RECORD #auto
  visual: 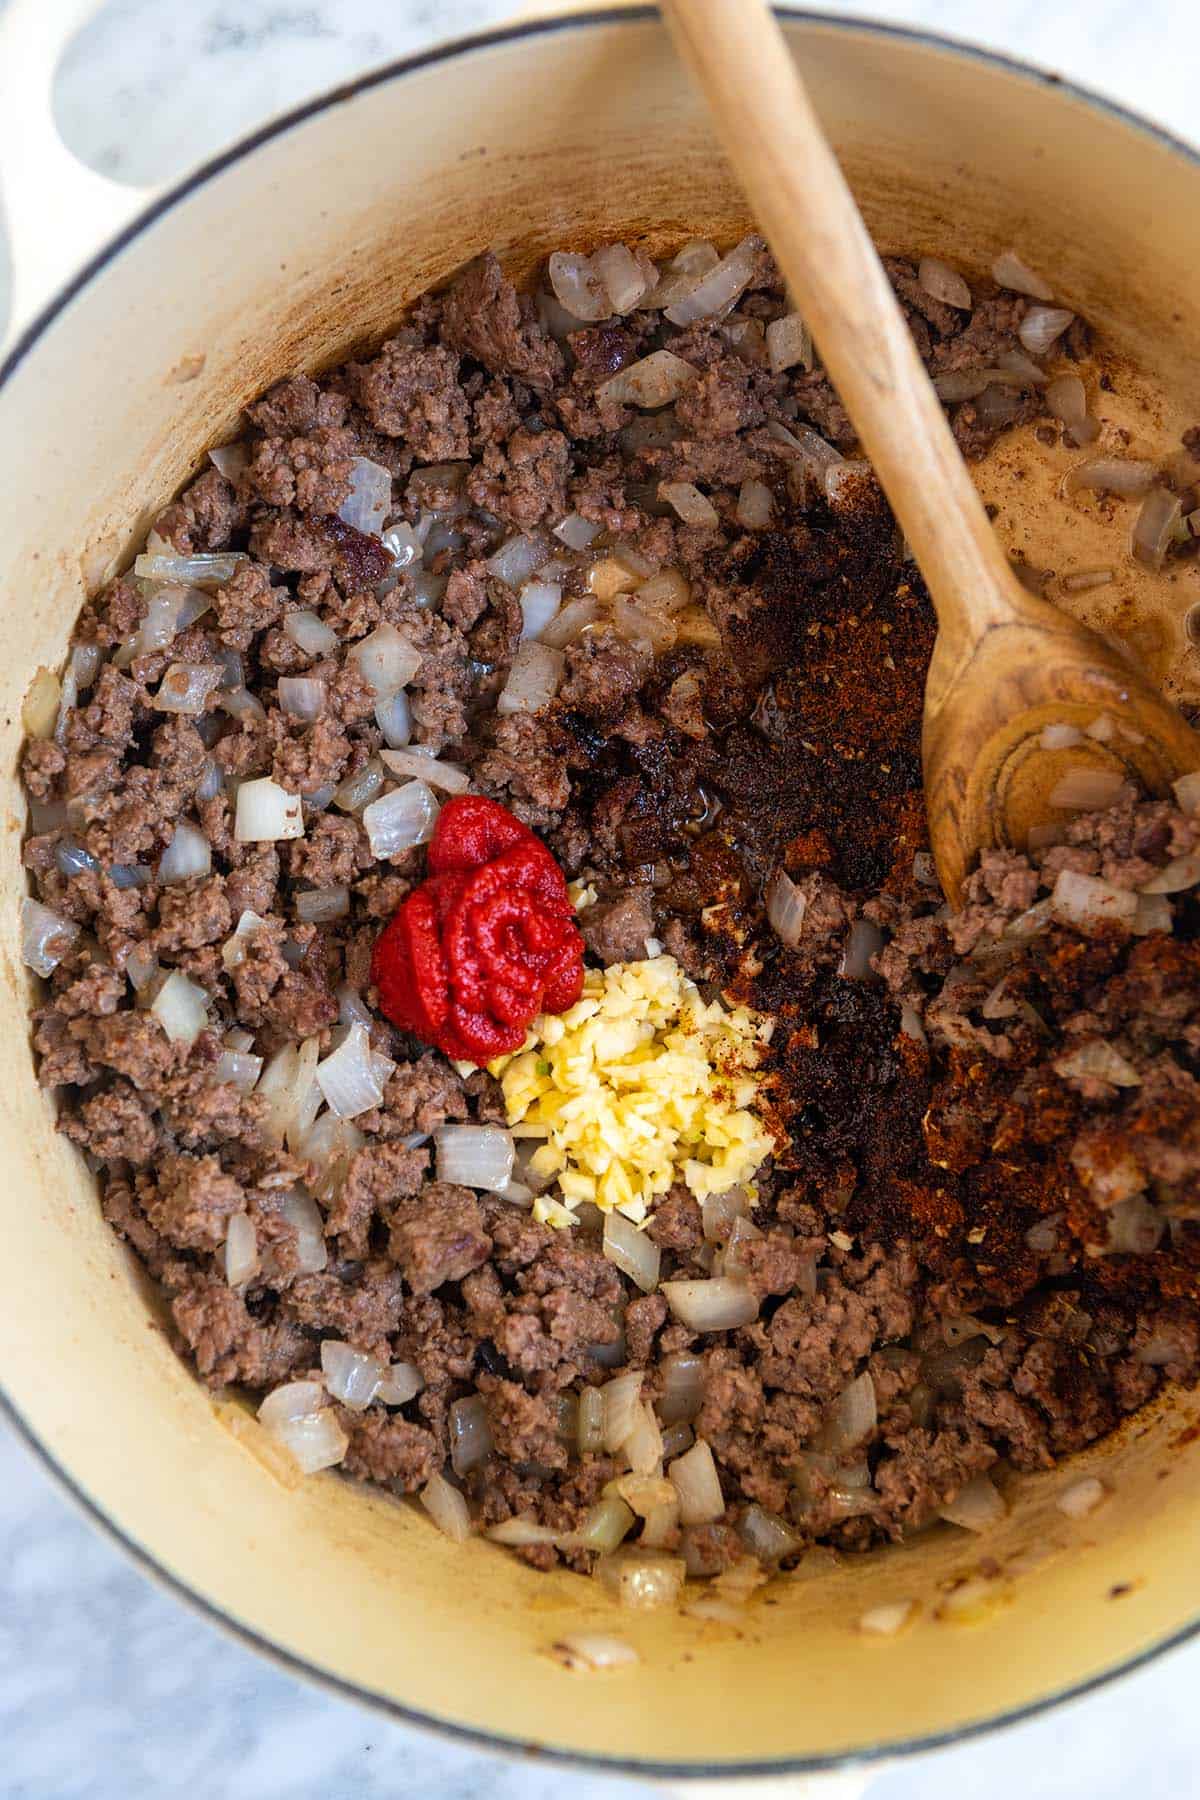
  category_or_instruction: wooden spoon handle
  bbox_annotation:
[659,0,1018,651]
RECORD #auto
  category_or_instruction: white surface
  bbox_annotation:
[2,1,1200,1795]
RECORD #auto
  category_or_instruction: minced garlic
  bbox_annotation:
[488,954,776,1226]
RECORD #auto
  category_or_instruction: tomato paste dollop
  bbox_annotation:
[371,795,585,1064]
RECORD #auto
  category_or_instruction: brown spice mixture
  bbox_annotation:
[20,237,1200,1581]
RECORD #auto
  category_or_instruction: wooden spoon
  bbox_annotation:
[659,0,1200,904]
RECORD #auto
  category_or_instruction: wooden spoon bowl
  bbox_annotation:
[923,589,1200,901]
[661,0,1200,904]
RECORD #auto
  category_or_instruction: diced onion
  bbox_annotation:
[539,596,602,650]
[125,944,160,993]
[765,868,808,948]
[150,970,209,1045]
[859,1600,916,1636]
[1132,488,1183,570]
[655,1353,705,1426]
[1049,868,1137,932]
[598,350,697,409]
[561,1498,635,1555]
[351,623,422,698]
[295,885,350,923]
[196,758,222,802]
[421,1471,473,1542]
[277,1189,327,1273]
[519,580,563,641]
[22,668,61,740]
[153,661,223,715]
[767,418,845,480]
[134,551,247,587]
[640,240,720,311]
[259,1380,325,1430]
[918,256,972,310]
[839,917,885,981]
[138,584,212,655]
[158,821,212,885]
[933,366,1039,402]
[381,749,471,794]
[548,250,612,323]
[554,513,602,552]
[576,1386,606,1455]
[991,250,1055,300]
[486,533,551,589]
[1135,892,1173,936]
[338,457,391,537]
[765,311,813,373]
[214,1049,263,1094]
[488,1515,561,1547]
[284,609,338,657]
[497,642,564,716]
[320,1339,383,1411]
[377,1361,425,1406]
[595,1548,685,1611]
[1024,1215,1060,1254]
[224,1213,259,1286]
[1057,1477,1106,1519]
[315,1023,384,1120]
[610,597,677,655]
[435,1124,515,1193]
[374,689,413,749]
[664,235,759,326]
[826,1372,877,1452]
[1173,771,1200,813]
[661,1278,758,1332]
[20,898,80,977]
[603,1211,661,1293]
[1070,1133,1146,1208]
[1018,306,1075,355]
[1142,851,1200,895]
[626,1404,662,1476]
[220,687,266,725]
[602,1371,643,1453]
[208,443,247,481]
[1048,768,1128,811]
[1040,723,1083,750]
[1105,1195,1163,1255]
[1044,374,1100,446]
[739,1504,801,1564]
[736,479,774,529]
[1054,1040,1141,1087]
[702,1189,749,1245]
[668,1437,724,1524]
[550,1633,639,1672]
[1134,1328,1188,1367]
[1061,567,1113,594]
[363,780,438,857]
[593,242,651,313]
[940,1473,1005,1531]
[449,1394,495,1475]
[659,481,719,527]
[278,677,327,721]
[383,522,424,572]
[333,757,385,814]
[1063,458,1156,497]
[263,1408,348,1474]
[235,777,304,843]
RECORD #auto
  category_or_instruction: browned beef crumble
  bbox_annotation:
[21,238,1200,1578]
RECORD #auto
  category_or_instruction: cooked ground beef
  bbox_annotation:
[21,234,1200,1591]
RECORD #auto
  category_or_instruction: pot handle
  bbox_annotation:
[0,0,159,356]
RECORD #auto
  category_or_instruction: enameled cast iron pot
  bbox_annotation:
[3,1,1200,1784]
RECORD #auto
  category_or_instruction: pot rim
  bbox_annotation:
[3,5,1199,1776]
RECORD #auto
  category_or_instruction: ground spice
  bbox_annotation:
[593,496,1200,1328]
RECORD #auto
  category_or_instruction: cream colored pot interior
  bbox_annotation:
[3,10,1200,1773]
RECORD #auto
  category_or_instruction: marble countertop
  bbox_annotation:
[4,1,1200,1795]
